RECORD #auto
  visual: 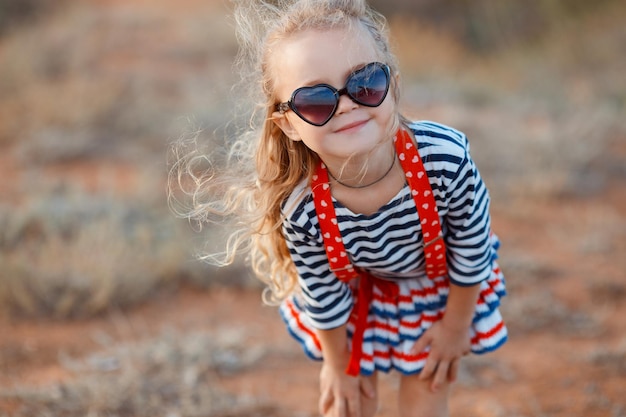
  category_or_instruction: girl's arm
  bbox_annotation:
[317,325,374,417]
[409,125,494,391]
[441,281,482,334]
[410,282,481,392]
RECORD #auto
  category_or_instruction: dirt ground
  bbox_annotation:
[1,0,625,416]
[1,177,625,416]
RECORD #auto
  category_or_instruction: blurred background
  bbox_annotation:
[0,0,625,416]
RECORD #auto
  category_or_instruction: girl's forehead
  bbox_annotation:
[270,26,380,94]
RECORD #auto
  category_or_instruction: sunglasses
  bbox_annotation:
[276,62,391,126]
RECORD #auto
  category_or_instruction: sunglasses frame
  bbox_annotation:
[276,62,391,127]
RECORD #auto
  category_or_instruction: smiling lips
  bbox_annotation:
[335,119,369,133]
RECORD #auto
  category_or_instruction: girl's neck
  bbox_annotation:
[327,152,405,216]
[325,141,396,189]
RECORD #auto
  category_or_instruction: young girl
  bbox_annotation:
[171,1,507,416]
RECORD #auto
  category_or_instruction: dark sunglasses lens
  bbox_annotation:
[292,86,337,125]
[347,64,389,106]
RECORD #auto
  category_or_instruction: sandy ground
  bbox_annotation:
[1,0,625,415]
[1,180,625,416]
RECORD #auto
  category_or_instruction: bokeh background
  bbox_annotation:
[1,0,625,416]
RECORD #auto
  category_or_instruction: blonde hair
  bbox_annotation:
[169,0,406,304]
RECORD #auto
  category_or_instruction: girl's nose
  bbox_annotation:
[335,93,358,116]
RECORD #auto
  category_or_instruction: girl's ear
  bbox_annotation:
[272,111,302,142]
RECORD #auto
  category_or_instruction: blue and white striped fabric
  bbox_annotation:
[279,121,507,374]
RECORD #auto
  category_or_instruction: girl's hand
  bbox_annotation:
[409,319,471,392]
[319,363,375,417]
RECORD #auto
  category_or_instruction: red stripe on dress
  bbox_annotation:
[476,287,495,306]
[286,299,322,351]
[399,311,444,329]
[391,350,429,362]
[397,283,448,303]
[489,276,503,287]
[362,350,389,361]
[471,320,505,344]
[371,320,398,333]
[362,349,429,363]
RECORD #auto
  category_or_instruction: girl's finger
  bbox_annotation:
[431,360,449,392]
[347,394,361,417]
[319,391,333,415]
[448,358,460,383]
[360,377,376,399]
[419,356,438,380]
[410,333,430,355]
[338,397,349,417]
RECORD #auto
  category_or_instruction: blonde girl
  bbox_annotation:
[170,1,507,416]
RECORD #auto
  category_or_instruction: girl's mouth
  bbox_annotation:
[334,119,369,133]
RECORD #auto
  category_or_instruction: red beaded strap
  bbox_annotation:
[311,163,367,376]
[395,128,448,279]
[311,165,360,282]
[310,128,448,376]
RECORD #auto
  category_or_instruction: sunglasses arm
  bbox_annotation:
[276,102,290,114]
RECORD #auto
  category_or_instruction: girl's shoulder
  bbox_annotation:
[281,121,472,225]
[407,120,470,156]
[281,178,314,225]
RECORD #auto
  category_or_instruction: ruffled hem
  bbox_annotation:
[279,259,507,376]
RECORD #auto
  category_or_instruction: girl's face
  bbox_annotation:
[271,25,397,168]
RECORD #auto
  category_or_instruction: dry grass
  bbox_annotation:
[0,0,246,317]
[0,0,623,317]
[0,187,187,318]
[0,1,625,413]
[390,0,626,199]
[0,328,290,417]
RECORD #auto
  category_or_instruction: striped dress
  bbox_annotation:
[279,121,507,375]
